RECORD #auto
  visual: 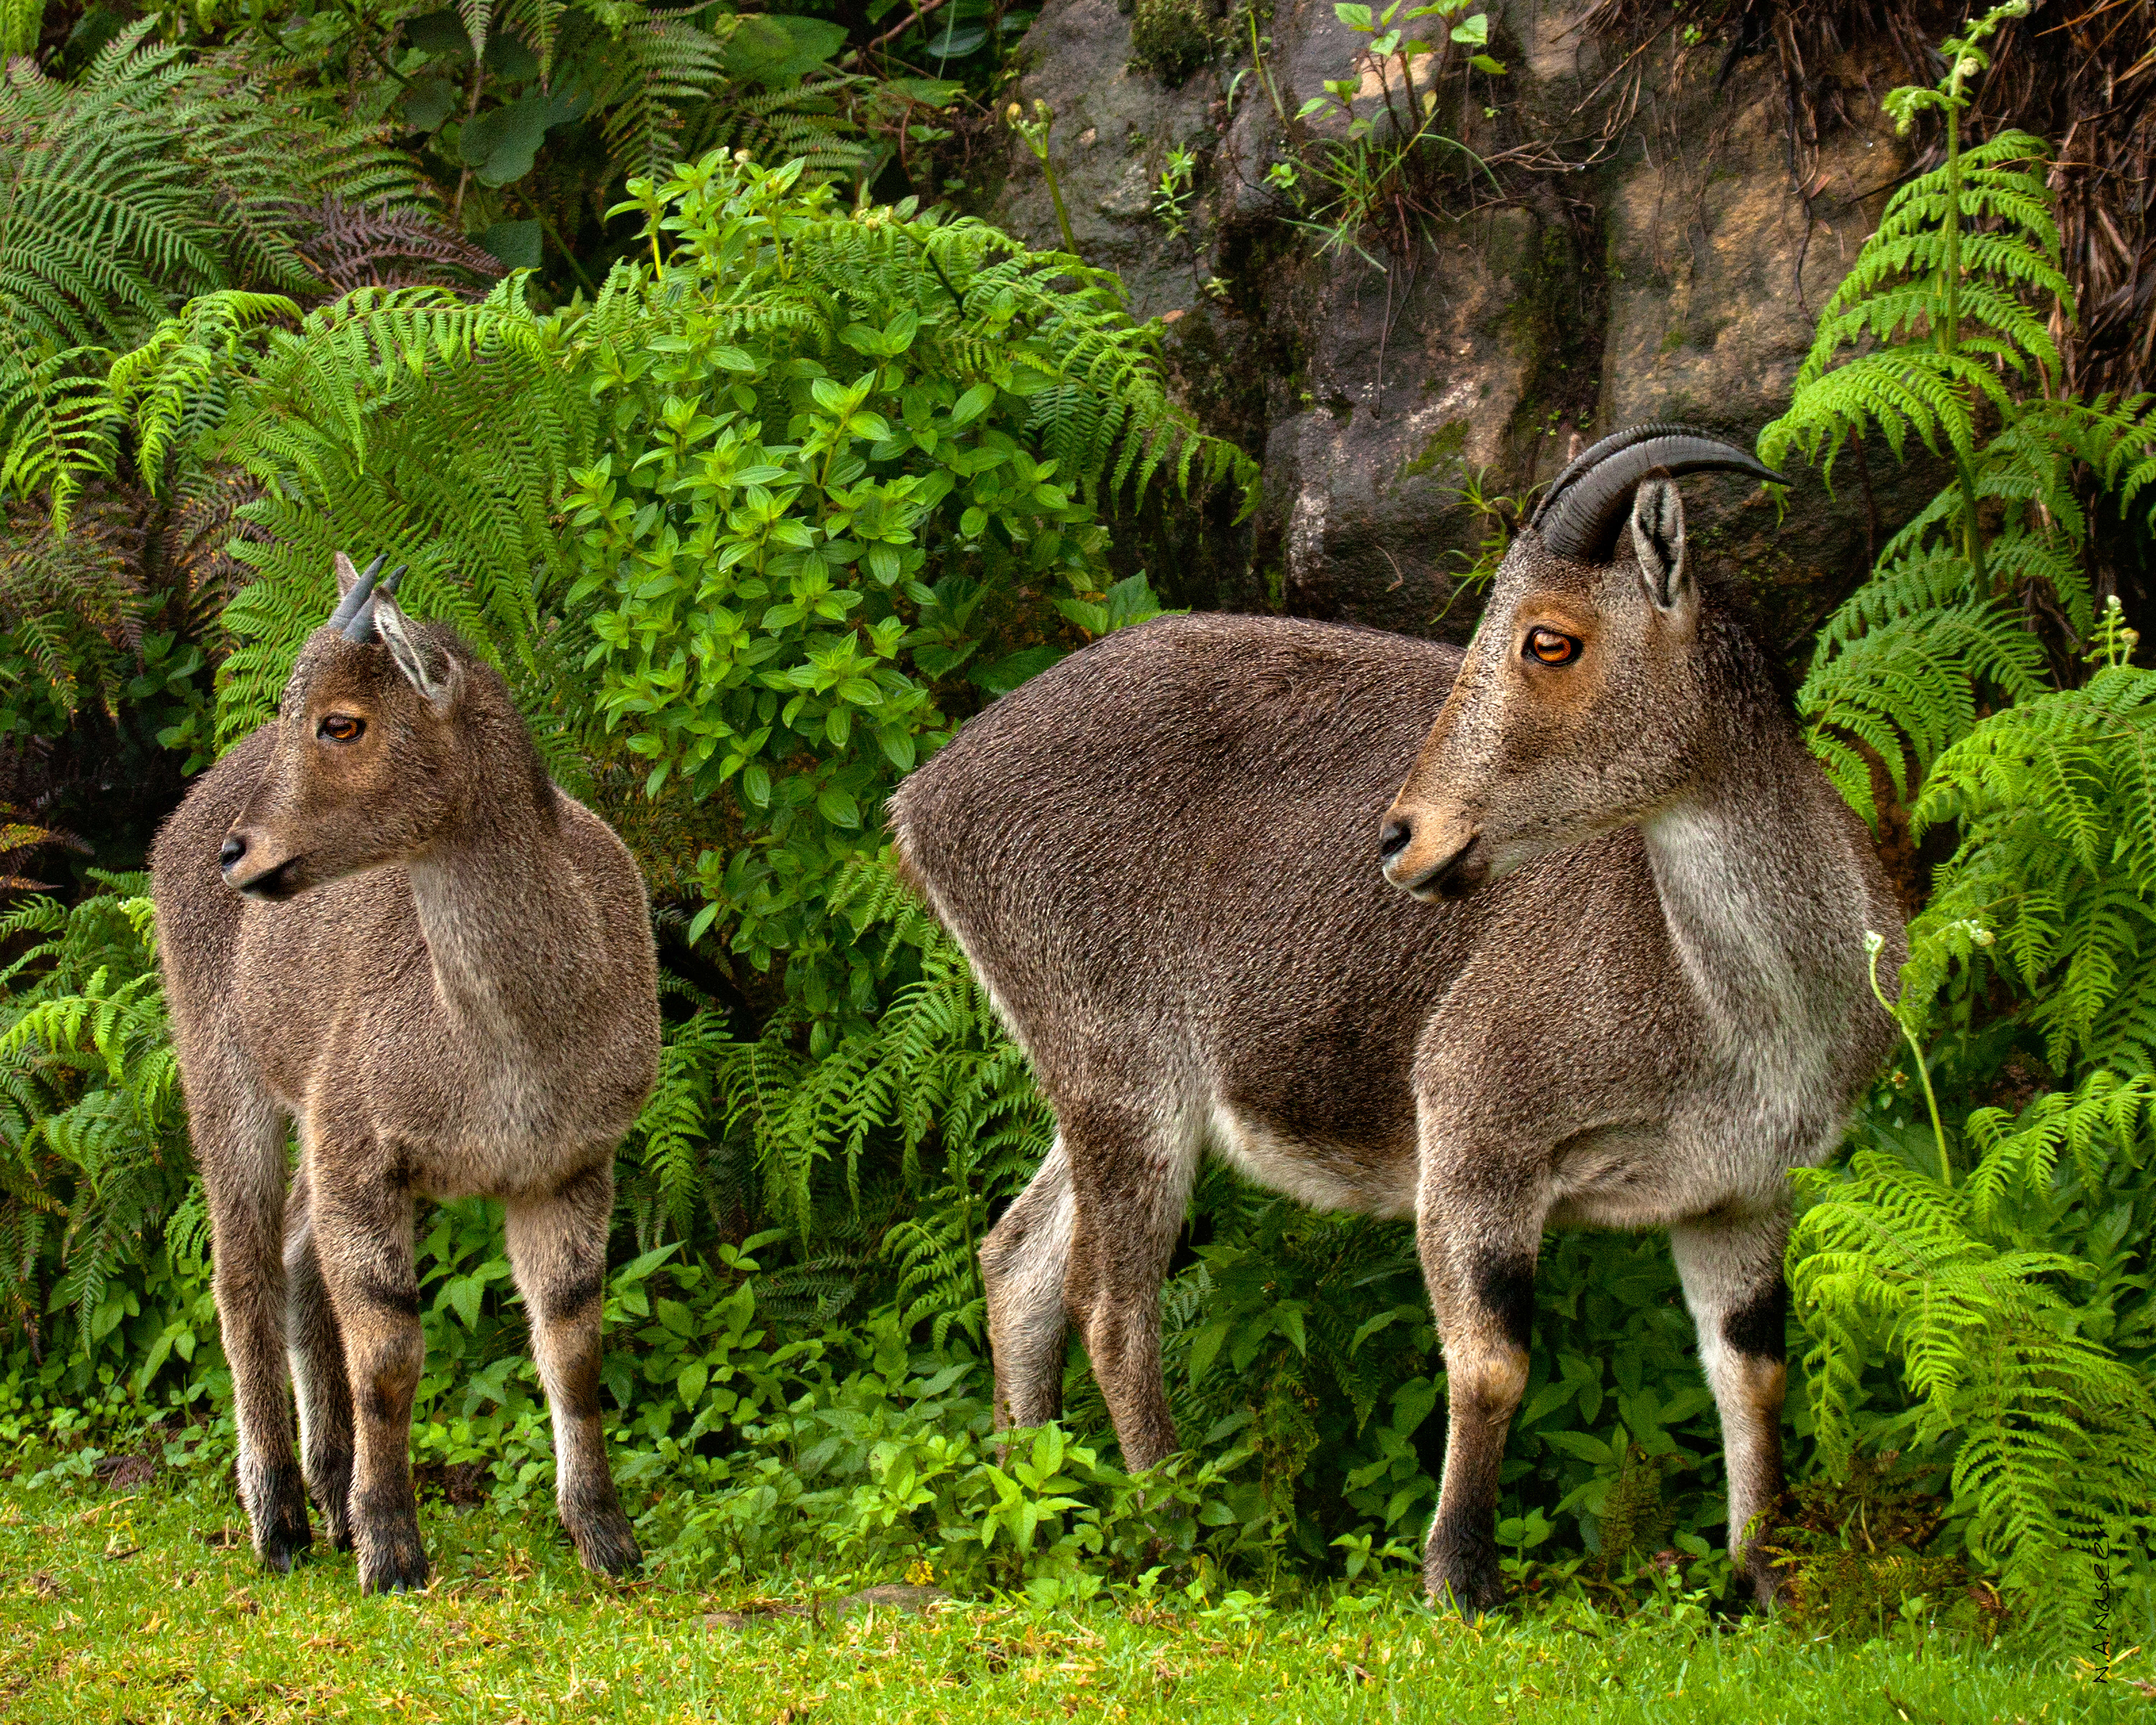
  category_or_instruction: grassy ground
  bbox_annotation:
[3,1468,2151,1725]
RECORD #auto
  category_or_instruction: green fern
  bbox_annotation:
[0,874,193,1357]
[0,24,439,527]
[1774,3,2156,1640]
[1790,1133,2156,1640]
[0,485,153,719]
[622,995,736,1242]
[198,276,594,786]
[577,2,744,184]
[106,291,300,498]
[1767,128,2068,482]
[1797,588,2049,823]
[1760,3,2156,808]
[0,0,41,56]
[1902,603,2156,1072]
[711,853,1051,1342]
[688,77,875,184]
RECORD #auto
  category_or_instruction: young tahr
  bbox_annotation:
[153,556,660,1595]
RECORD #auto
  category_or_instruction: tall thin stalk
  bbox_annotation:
[1940,57,1987,588]
[1007,100,1080,259]
[1867,929,1953,1188]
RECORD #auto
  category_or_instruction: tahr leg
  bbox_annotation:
[506,1160,640,1576]
[1671,1206,1792,1607]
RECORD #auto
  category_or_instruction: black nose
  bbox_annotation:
[1378,815,1412,861]
[220,835,246,871]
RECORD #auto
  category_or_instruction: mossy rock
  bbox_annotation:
[1130,0,1210,86]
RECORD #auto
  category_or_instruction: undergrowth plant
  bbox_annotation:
[1263,0,1505,268]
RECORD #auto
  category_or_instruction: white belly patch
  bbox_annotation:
[1207,1102,1418,1220]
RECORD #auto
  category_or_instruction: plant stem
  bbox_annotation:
[512,187,600,295]
[451,61,489,230]
[1040,144,1079,259]
[1250,8,1291,134]
[1941,77,1986,588]
[1010,103,1081,259]
[839,0,954,65]
[1867,932,1952,1188]
[1046,174,1078,258]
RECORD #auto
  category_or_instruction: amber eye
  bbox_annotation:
[1525,628,1579,666]
[319,714,365,743]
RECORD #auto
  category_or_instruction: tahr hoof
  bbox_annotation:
[256,1508,313,1576]
[1426,1553,1505,1619]
[572,1512,643,1577]
[358,1531,430,1596]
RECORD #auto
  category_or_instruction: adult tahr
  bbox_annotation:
[152,556,660,1594]
[888,425,1904,1613]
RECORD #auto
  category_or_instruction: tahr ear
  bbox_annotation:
[333,551,363,599]
[372,593,457,713]
[1630,478,1690,614]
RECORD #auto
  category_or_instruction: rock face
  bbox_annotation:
[986,0,1931,645]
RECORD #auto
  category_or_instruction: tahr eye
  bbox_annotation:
[318,714,365,743]
[1525,628,1579,666]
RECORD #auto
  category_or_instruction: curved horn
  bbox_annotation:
[326,553,388,634]
[378,564,409,598]
[1530,424,1786,564]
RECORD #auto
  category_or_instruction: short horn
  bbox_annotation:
[1530,424,1786,564]
[339,561,410,643]
[326,553,388,634]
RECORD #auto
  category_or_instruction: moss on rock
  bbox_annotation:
[1130,0,1211,86]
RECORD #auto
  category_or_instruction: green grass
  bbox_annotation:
[1,1466,2150,1725]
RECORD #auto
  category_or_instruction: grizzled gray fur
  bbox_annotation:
[889,429,1904,1613]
